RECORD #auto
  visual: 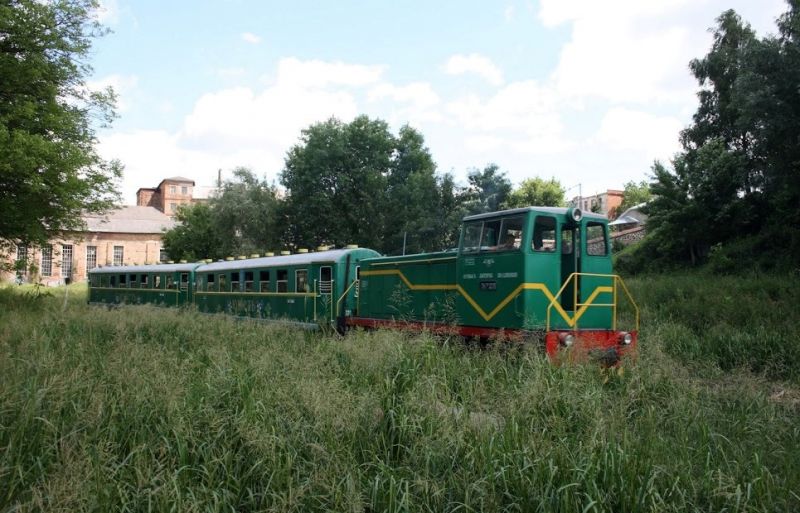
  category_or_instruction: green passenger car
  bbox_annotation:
[88,262,202,307]
[193,248,378,327]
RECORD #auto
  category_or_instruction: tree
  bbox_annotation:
[618,180,652,213]
[161,168,282,261]
[463,164,512,215]
[281,116,393,251]
[637,4,800,269]
[0,0,121,262]
[161,203,224,262]
[504,177,565,208]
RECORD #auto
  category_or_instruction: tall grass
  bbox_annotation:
[0,279,798,512]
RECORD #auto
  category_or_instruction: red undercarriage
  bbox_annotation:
[346,317,637,364]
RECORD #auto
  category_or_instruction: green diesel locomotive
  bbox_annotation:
[89,206,638,361]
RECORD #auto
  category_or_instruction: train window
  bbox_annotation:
[141,274,149,288]
[495,216,524,252]
[206,274,215,291]
[155,275,162,289]
[110,275,117,288]
[129,274,138,288]
[230,272,239,292]
[533,216,557,252]
[244,271,254,292]
[119,274,127,287]
[482,219,502,248]
[561,228,573,254]
[277,270,288,292]
[218,274,226,292]
[180,273,189,290]
[586,222,608,256]
[295,269,308,292]
[166,275,175,289]
[462,221,482,253]
[259,271,270,292]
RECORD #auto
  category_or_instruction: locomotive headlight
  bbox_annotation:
[568,207,583,223]
[619,332,633,345]
[559,333,575,347]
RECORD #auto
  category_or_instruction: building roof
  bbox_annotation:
[159,176,195,186]
[83,206,178,234]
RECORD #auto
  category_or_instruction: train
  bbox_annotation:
[88,206,639,362]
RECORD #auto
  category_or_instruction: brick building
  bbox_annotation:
[572,190,624,219]
[2,206,177,286]
[136,176,216,216]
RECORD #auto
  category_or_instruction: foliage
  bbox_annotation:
[503,177,565,208]
[617,180,651,214]
[462,163,512,215]
[162,168,282,261]
[1,279,799,511]
[281,117,468,255]
[642,5,800,269]
[0,0,122,264]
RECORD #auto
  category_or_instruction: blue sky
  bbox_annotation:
[90,0,786,203]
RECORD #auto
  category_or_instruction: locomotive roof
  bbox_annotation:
[196,247,380,273]
[463,206,607,222]
[89,262,202,274]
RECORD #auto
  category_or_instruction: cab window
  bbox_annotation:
[532,216,557,252]
[462,221,482,253]
[586,222,608,256]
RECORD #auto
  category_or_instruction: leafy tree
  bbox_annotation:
[161,203,224,262]
[0,0,121,264]
[463,164,512,215]
[618,180,652,213]
[504,177,565,208]
[162,168,282,261]
[637,4,800,270]
[281,116,393,251]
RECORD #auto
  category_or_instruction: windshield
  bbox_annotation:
[461,216,525,253]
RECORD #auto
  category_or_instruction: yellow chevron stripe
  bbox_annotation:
[361,269,612,327]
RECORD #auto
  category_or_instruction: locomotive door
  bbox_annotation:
[560,224,580,311]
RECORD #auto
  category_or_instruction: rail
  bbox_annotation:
[546,272,639,332]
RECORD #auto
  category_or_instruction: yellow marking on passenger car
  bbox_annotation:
[361,269,612,326]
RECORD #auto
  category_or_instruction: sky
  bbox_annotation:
[89,0,787,204]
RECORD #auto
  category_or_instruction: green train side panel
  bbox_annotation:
[359,252,459,323]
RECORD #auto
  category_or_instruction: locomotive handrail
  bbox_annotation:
[336,279,358,319]
[545,272,639,332]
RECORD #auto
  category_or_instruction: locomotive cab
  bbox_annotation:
[456,207,637,359]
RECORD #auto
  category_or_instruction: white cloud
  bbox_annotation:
[367,82,442,123]
[446,80,572,154]
[444,53,505,86]
[273,57,385,88]
[592,107,684,160]
[87,74,138,112]
[504,5,515,22]
[241,32,262,44]
[538,0,785,107]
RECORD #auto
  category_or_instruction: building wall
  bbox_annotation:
[160,180,194,216]
[136,188,161,209]
[2,233,166,285]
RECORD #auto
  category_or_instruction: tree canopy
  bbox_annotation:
[621,4,800,272]
[504,177,565,209]
[617,180,652,214]
[0,0,121,257]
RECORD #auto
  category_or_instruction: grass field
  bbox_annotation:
[1,274,799,512]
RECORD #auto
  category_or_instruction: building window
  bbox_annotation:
[113,246,124,266]
[15,244,28,271]
[169,203,177,213]
[159,248,168,263]
[86,246,97,271]
[62,244,73,280]
[169,185,176,194]
[181,186,188,195]
[41,245,52,276]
